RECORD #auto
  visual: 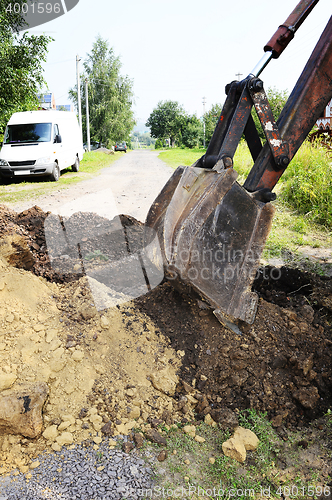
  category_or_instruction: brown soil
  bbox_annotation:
[0,204,331,475]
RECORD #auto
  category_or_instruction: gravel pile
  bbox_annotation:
[0,438,155,500]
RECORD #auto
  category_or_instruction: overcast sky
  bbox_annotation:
[27,0,330,126]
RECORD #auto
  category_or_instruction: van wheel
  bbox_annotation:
[72,157,80,172]
[50,164,60,182]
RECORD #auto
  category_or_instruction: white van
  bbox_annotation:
[0,110,84,181]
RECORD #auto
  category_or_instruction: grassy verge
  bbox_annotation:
[0,150,123,205]
[158,143,332,270]
[158,148,205,170]
[149,409,332,500]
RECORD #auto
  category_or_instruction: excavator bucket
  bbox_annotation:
[144,1,332,325]
[145,165,275,324]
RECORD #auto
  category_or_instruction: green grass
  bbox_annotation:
[158,143,332,268]
[158,148,204,170]
[280,142,332,226]
[149,409,331,500]
[0,150,122,205]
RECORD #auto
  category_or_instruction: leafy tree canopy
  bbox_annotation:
[69,36,135,147]
[0,0,52,134]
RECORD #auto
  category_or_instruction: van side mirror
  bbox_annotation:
[54,134,62,143]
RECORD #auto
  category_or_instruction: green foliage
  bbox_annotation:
[154,138,165,149]
[202,88,288,148]
[181,114,202,148]
[69,36,135,148]
[146,101,204,148]
[146,100,186,147]
[203,103,223,146]
[0,1,52,134]
[0,0,28,33]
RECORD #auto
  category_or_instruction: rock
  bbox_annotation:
[233,427,259,451]
[270,415,283,427]
[157,450,168,462]
[300,305,315,323]
[101,421,113,436]
[161,410,172,425]
[80,306,97,320]
[150,370,178,396]
[183,425,196,438]
[78,408,88,419]
[204,414,216,426]
[284,309,298,322]
[42,425,59,441]
[292,386,320,409]
[195,435,206,443]
[271,354,287,369]
[302,357,314,376]
[209,457,215,464]
[181,380,194,393]
[29,461,40,470]
[129,406,141,420]
[100,316,110,329]
[149,417,163,428]
[195,395,209,415]
[133,433,144,448]
[123,442,134,453]
[222,437,246,463]
[0,234,34,270]
[145,429,167,446]
[210,408,239,430]
[72,350,84,362]
[0,382,49,438]
[56,432,74,447]
[0,373,17,392]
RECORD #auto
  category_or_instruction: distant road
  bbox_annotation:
[9,150,174,223]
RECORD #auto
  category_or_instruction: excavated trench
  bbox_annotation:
[1,204,332,432]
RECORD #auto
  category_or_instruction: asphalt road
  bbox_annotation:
[9,150,174,223]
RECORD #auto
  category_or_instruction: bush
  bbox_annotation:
[155,138,165,149]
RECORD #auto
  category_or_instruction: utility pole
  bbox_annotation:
[85,78,90,152]
[202,97,206,148]
[235,72,243,81]
[76,55,82,142]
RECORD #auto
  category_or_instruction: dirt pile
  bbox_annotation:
[0,204,331,476]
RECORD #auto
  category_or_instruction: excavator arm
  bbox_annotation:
[145,1,332,325]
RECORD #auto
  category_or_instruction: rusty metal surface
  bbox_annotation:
[245,15,332,192]
[264,0,320,58]
[145,166,275,323]
[249,83,289,168]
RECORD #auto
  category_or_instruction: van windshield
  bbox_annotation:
[4,123,52,144]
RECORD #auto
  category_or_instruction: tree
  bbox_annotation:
[203,103,223,146]
[181,114,202,148]
[203,88,289,148]
[0,1,52,134]
[146,101,185,147]
[69,36,135,147]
